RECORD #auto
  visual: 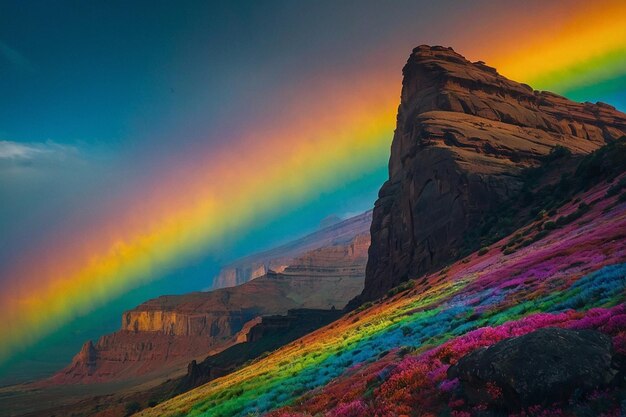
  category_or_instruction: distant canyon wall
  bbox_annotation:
[214,210,372,288]
[51,212,371,384]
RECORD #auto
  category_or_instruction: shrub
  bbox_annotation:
[387,287,400,297]
[401,326,413,337]
[477,247,489,256]
[556,202,591,226]
[387,280,415,297]
[532,230,549,242]
[355,301,373,313]
[543,145,572,162]
[543,221,557,230]
[125,402,142,416]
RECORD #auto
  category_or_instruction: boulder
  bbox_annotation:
[448,327,623,410]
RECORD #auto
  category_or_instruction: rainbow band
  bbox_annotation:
[2,0,626,367]
[2,92,398,363]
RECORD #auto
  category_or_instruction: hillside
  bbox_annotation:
[137,153,626,417]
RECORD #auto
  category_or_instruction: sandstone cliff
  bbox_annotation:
[360,45,626,302]
[214,210,371,288]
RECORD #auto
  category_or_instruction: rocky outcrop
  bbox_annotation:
[246,308,341,343]
[279,233,370,278]
[214,210,371,288]
[361,45,626,301]
[51,330,216,382]
[448,328,624,410]
[235,316,262,343]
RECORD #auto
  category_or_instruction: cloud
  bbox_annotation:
[0,141,81,177]
[0,41,35,73]
[0,140,76,161]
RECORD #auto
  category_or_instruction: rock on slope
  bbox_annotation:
[448,327,622,409]
[50,213,370,384]
[361,45,626,302]
[214,210,371,288]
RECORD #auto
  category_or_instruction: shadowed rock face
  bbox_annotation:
[176,308,343,393]
[361,45,626,302]
[448,328,623,410]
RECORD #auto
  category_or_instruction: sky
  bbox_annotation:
[0,0,625,385]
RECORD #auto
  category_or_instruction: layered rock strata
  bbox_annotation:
[215,210,371,288]
[361,45,626,301]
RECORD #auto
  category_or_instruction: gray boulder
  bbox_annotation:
[448,327,622,410]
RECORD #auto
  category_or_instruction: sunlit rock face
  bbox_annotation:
[361,45,626,302]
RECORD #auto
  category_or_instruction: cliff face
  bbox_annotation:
[214,210,372,288]
[361,45,626,301]
[175,308,343,395]
[246,309,341,343]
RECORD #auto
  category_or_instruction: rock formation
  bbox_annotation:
[245,308,341,343]
[214,210,371,288]
[361,45,626,302]
[448,327,623,410]
[52,273,362,384]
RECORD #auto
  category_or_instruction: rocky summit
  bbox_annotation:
[360,45,626,302]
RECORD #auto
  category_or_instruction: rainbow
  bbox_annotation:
[1,72,399,364]
[486,0,626,98]
[2,0,626,367]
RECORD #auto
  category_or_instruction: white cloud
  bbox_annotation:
[0,140,76,161]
